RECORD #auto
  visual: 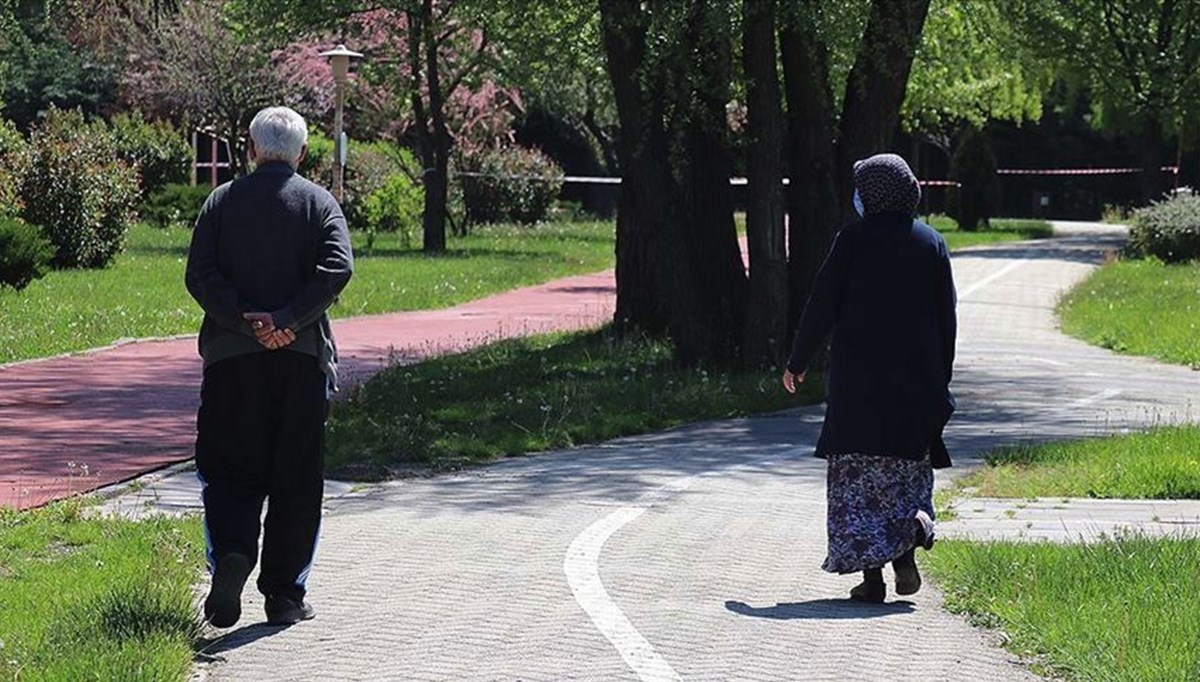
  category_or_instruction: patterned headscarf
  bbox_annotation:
[852,153,921,217]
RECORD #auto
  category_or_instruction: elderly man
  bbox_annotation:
[186,106,353,627]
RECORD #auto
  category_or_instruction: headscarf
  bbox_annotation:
[852,153,921,217]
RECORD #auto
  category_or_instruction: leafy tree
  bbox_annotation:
[1011,0,1200,202]
[948,125,1000,231]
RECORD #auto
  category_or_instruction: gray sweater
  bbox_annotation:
[185,162,354,389]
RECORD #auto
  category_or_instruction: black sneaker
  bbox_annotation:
[203,553,252,628]
[265,594,316,625]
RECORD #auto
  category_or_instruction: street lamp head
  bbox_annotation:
[319,44,364,81]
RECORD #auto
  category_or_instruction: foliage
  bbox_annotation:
[1128,194,1200,263]
[20,108,140,269]
[0,118,29,218]
[926,536,1200,682]
[109,113,192,196]
[1059,256,1200,368]
[962,426,1200,499]
[362,172,423,250]
[301,133,421,230]
[141,183,212,228]
[904,0,1050,135]
[458,145,563,225]
[0,221,614,364]
[0,504,204,682]
[0,217,53,290]
[947,125,1000,231]
[326,327,825,478]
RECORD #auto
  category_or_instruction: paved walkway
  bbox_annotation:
[160,222,1196,681]
[0,272,613,508]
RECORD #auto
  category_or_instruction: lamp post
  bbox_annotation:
[319,44,364,203]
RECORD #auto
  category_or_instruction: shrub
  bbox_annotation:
[457,146,563,225]
[142,183,213,228]
[0,217,54,290]
[1128,194,1200,263]
[109,114,192,196]
[20,107,140,268]
[300,134,420,230]
[948,125,1000,232]
[362,173,424,250]
[0,120,31,219]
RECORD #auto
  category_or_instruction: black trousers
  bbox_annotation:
[195,350,327,601]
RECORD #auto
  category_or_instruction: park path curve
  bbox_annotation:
[0,272,613,509]
[192,222,1198,681]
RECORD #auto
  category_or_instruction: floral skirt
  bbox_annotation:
[821,453,935,574]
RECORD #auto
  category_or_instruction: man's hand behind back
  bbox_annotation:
[243,312,296,350]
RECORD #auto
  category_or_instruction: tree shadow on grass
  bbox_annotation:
[725,598,915,620]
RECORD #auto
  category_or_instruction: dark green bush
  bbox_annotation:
[109,114,192,196]
[948,125,1000,232]
[20,107,140,268]
[0,217,54,290]
[0,120,31,219]
[142,183,213,228]
[457,146,564,225]
[1128,194,1200,263]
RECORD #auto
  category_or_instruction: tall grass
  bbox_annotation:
[926,535,1200,682]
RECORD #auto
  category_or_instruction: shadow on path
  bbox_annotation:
[725,598,916,620]
[196,622,294,660]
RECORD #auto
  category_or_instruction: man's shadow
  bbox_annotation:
[194,621,296,662]
[725,598,915,620]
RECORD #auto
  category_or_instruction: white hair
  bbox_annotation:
[249,107,308,167]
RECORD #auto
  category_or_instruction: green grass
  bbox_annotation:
[961,426,1200,500]
[326,327,824,479]
[925,535,1200,681]
[0,221,615,364]
[0,503,205,681]
[1058,258,1200,368]
[925,215,1053,250]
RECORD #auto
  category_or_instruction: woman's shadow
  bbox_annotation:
[725,598,915,620]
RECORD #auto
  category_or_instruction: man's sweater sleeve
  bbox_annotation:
[270,203,354,332]
[185,192,254,336]
[786,231,846,375]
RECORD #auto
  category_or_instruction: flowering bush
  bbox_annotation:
[457,146,563,225]
[1129,194,1200,263]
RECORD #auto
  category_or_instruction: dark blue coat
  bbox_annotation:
[787,213,957,468]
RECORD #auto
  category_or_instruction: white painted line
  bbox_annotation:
[958,260,1026,301]
[1064,388,1123,410]
[565,507,682,682]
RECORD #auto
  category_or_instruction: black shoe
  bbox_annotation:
[203,553,252,628]
[265,594,316,625]
[849,568,886,603]
[893,549,922,595]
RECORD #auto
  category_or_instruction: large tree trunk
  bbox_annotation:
[417,0,448,253]
[836,0,933,216]
[779,18,840,329]
[742,0,788,368]
[600,0,670,337]
[1141,114,1166,203]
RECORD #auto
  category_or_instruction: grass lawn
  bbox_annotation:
[0,503,205,681]
[925,215,1053,250]
[960,426,1200,500]
[0,221,615,364]
[925,536,1200,682]
[1058,257,1200,369]
[326,327,824,479]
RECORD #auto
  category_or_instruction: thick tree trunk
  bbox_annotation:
[1141,114,1166,203]
[779,20,840,330]
[600,0,670,337]
[836,0,933,216]
[420,0,448,253]
[742,0,788,368]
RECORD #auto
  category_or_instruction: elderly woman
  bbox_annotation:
[783,153,957,603]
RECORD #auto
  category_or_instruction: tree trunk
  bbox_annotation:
[742,0,788,368]
[418,0,448,253]
[836,0,933,216]
[1141,114,1166,203]
[600,0,670,337]
[779,19,839,330]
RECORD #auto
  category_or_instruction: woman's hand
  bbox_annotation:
[782,369,807,394]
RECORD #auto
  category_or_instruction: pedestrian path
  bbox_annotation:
[0,271,613,509]
[174,222,1197,681]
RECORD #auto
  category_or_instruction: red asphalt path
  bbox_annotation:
[0,271,615,509]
